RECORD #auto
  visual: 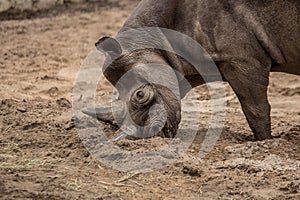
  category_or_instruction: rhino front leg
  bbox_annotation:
[219,61,273,140]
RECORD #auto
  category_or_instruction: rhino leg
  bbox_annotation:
[219,61,273,140]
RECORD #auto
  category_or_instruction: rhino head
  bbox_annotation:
[83,37,182,140]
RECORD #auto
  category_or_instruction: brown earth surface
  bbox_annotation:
[0,1,299,199]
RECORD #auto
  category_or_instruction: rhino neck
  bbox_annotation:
[114,0,231,97]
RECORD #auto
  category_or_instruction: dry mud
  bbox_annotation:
[0,1,299,199]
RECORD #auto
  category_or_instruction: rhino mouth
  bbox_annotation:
[115,121,175,141]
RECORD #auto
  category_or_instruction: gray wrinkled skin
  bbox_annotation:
[85,0,299,141]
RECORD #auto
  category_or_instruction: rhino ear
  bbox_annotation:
[95,37,122,59]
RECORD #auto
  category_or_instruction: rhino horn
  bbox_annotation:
[82,106,116,125]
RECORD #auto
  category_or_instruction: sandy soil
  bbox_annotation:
[0,1,299,199]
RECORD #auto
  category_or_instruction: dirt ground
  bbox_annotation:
[0,1,299,199]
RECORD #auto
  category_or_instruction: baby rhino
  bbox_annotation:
[84,0,299,141]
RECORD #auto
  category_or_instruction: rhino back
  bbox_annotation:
[119,0,299,73]
[243,0,299,65]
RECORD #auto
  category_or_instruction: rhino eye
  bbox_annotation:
[131,84,155,106]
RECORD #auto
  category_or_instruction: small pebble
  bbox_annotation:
[17,107,27,113]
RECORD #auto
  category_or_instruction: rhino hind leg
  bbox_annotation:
[219,61,273,141]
